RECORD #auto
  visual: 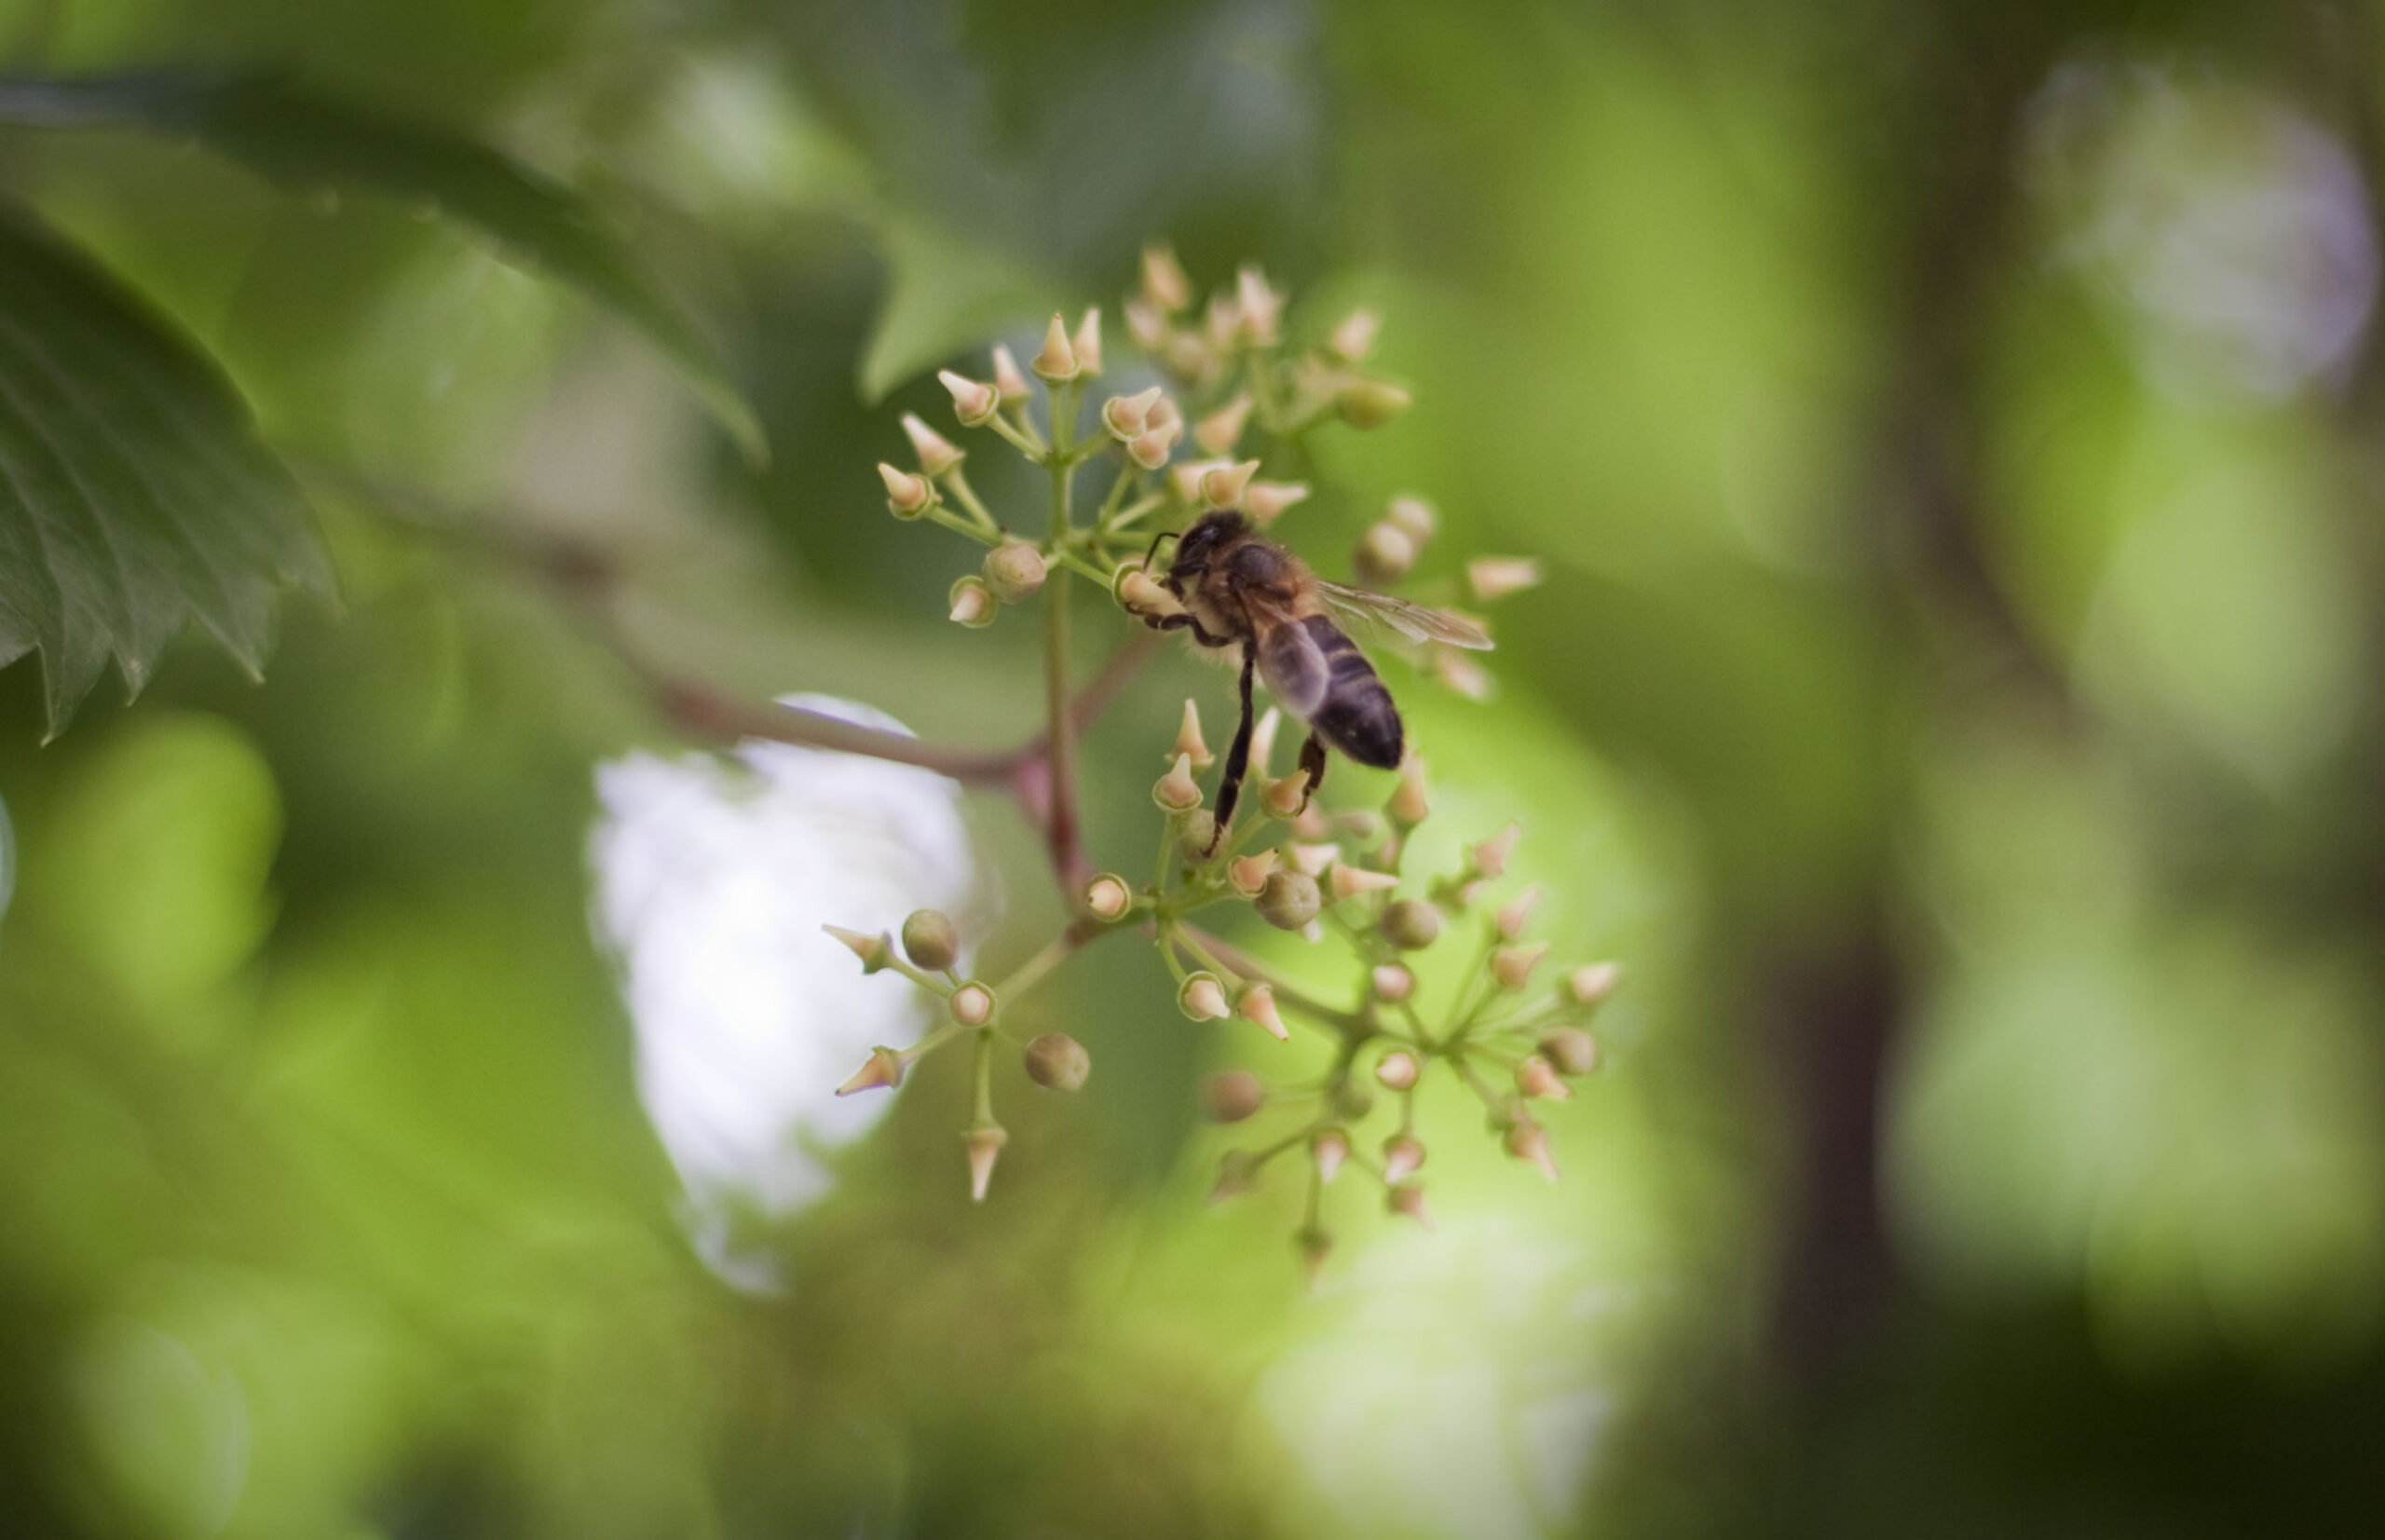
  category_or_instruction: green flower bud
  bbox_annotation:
[1381,898,1441,949]
[1024,1031,1091,1091]
[1337,378,1413,429]
[901,908,960,971]
[983,541,1047,604]
[1256,869,1322,931]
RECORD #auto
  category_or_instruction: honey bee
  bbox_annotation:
[1138,509,1492,852]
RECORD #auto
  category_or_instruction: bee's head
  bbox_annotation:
[1154,510,1248,582]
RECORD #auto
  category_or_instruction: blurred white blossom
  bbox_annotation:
[590,697,977,1288]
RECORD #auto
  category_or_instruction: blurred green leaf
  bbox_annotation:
[0,72,767,463]
[860,213,1050,402]
[0,211,331,737]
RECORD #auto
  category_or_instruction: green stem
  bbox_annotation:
[971,1028,997,1125]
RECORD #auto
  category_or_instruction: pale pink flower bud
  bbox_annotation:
[1071,307,1103,375]
[823,924,893,972]
[1243,481,1309,523]
[1386,1182,1435,1229]
[1128,422,1180,470]
[1370,963,1415,1002]
[1179,972,1231,1021]
[1387,754,1429,825]
[1261,770,1312,819]
[1194,394,1254,456]
[902,412,963,475]
[948,983,995,1027]
[1472,823,1521,879]
[1173,698,1214,770]
[1515,1054,1571,1101]
[1141,243,1192,312]
[1329,863,1400,902]
[1227,849,1277,897]
[1539,1027,1600,1077]
[1328,307,1381,361]
[1565,961,1622,1007]
[1153,752,1204,812]
[1115,566,1172,616]
[1313,1127,1350,1185]
[1205,293,1241,348]
[1506,1120,1560,1181]
[937,369,999,426]
[990,343,1030,403]
[1496,884,1543,939]
[1236,985,1289,1042]
[878,462,932,517]
[1353,522,1417,586]
[1376,1051,1420,1093]
[1248,706,1281,773]
[947,576,998,628]
[836,1045,906,1096]
[1431,647,1493,701]
[1168,457,1230,503]
[1124,295,1170,350]
[1466,556,1543,603]
[1166,332,1214,380]
[1202,459,1261,509]
[1031,312,1079,381]
[1083,873,1134,920]
[1286,841,1338,877]
[1208,1150,1259,1203]
[1384,495,1437,541]
[1492,942,1550,991]
[1103,384,1165,441]
[1234,265,1282,345]
[1381,1133,1425,1183]
[965,1125,1006,1202]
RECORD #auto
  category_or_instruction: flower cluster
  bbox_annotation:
[824,246,1617,1275]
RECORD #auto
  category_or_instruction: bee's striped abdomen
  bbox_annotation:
[1301,616,1403,769]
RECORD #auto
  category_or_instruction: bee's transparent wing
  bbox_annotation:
[1313,581,1494,650]
[1250,606,1330,718]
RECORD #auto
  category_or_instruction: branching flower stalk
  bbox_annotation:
[799,249,1619,1276]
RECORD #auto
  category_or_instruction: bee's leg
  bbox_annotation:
[1149,611,1234,648]
[1206,647,1260,856]
[1295,732,1329,812]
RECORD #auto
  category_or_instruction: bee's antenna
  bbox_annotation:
[1144,528,1183,572]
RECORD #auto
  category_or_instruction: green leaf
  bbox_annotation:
[859,213,1054,403]
[0,72,766,463]
[0,209,333,738]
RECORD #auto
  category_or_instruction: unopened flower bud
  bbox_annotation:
[1381,898,1441,950]
[1329,863,1399,903]
[1141,243,1192,312]
[1472,823,1521,879]
[1288,803,1333,842]
[1492,941,1550,991]
[823,924,893,973]
[1124,295,1169,350]
[1382,1133,1425,1183]
[1387,755,1429,825]
[1208,1149,1259,1203]
[1370,963,1415,1002]
[1353,522,1417,587]
[1201,458,1261,509]
[1256,869,1322,931]
[1328,307,1381,361]
[964,1124,1006,1202]
[1031,312,1079,381]
[1334,810,1385,841]
[1565,961,1622,1007]
[1025,1031,1091,1091]
[1386,1182,1435,1229]
[1128,423,1179,470]
[1115,565,1172,616]
[1176,811,1218,859]
[878,461,932,517]
[1496,884,1543,939]
[948,982,995,1027]
[982,542,1047,603]
[948,576,998,628]
[937,369,999,426]
[1169,457,1230,503]
[1285,841,1337,877]
[1330,1078,1375,1121]
[1234,265,1282,345]
[1104,385,1165,441]
[1236,984,1289,1042]
[1376,1051,1420,1093]
[1257,771,1308,820]
[1173,698,1214,770]
[1205,1069,1265,1122]
[1227,849,1277,897]
[1515,1054,1571,1101]
[1338,378,1413,429]
[901,908,961,971]
[1179,972,1230,1021]
[1071,307,1103,375]
[1244,481,1308,523]
[1166,332,1213,380]
[1313,1127,1350,1184]
[1247,707,1281,773]
[1431,646,1494,701]
[1205,293,1241,348]
[990,343,1030,404]
[1154,752,1205,812]
[901,412,963,475]
[836,1045,906,1096]
[1384,495,1437,541]
[1539,1027,1601,1077]
[1466,556,1543,603]
[1506,1119,1560,1181]
[1084,873,1134,920]
[1194,394,1254,456]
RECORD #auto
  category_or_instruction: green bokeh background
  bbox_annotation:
[5,0,2385,1534]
